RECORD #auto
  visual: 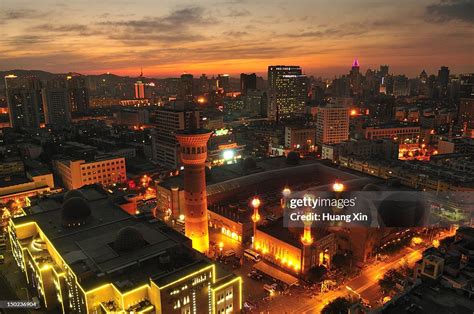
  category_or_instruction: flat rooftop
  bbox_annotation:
[13,186,219,292]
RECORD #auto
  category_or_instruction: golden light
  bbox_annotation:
[382,296,392,304]
[282,187,291,196]
[432,239,440,248]
[433,150,438,155]
[218,241,224,251]
[197,97,206,104]
[411,237,422,245]
[350,109,357,116]
[179,214,185,221]
[332,182,344,192]
[251,197,261,208]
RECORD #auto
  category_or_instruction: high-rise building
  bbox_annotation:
[268,66,307,120]
[217,74,230,93]
[316,104,350,146]
[457,73,474,131]
[42,79,71,125]
[349,58,362,96]
[135,81,145,99]
[175,112,212,253]
[151,108,202,169]
[179,74,194,102]
[67,74,90,113]
[240,73,257,95]
[437,66,450,98]
[393,75,409,97]
[5,75,42,129]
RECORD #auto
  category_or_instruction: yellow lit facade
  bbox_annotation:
[9,220,242,314]
[254,228,337,274]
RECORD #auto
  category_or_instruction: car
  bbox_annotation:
[243,300,257,311]
[223,249,236,257]
[0,254,4,264]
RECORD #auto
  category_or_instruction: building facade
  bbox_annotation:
[53,156,126,190]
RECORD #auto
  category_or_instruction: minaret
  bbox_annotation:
[175,111,212,253]
[251,197,261,248]
[301,195,314,274]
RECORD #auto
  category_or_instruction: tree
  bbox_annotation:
[308,265,327,283]
[322,297,352,314]
[332,253,350,269]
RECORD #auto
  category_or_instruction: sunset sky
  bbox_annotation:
[1,0,473,78]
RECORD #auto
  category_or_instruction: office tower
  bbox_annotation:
[5,75,42,129]
[458,74,474,130]
[151,108,202,169]
[42,79,71,125]
[316,104,350,145]
[217,74,230,93]
[438,66,450,98]
[175,112,212,253]
[268,65,307,121]
[198,74,210,94]
[459,73,474,99]
[350,58,362,96]
[379,65,389,78]
[67,74,90,113]
[134,81,145,99]
[240,73,257,95]
[393,75,409,97]
[42,88,70,125]
[178,74,194,102]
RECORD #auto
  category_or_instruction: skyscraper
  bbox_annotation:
[66,74,89,113]
[179,73,194,102]
[151,108,202,169]
[42,82,71,125]
[437,66,450,98]
[175,112,212,253]
[316,104,350,146]
[349,58,362,96]
[217,74,230,93]
[134,81,145,99]
[240,73,257,95]
[5,75,42,129]
[268,66,307,121]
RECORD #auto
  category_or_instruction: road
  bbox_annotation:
[261,245,423,314]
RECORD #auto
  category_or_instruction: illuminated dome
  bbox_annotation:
[61,197,91,227]
[362,184,381,191]
[63,189,86,202]
[114,227,146,252]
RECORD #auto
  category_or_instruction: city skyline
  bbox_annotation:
[1,0,473,77]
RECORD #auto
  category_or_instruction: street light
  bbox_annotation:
[251,197,261,209]
[282,187,291,197]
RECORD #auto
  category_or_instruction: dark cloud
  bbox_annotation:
[99,6,214,32]
[426,0,474,24]
[97,6,215,44]
[222,31,249,37]
[0,8,48,20]
[292,19,401,38]
[1,35,52,45]
[226,8,250,17]
[35,24,95,36]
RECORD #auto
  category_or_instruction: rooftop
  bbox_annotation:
[13,186,222,291]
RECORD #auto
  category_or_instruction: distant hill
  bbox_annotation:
[0,69,60,81]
